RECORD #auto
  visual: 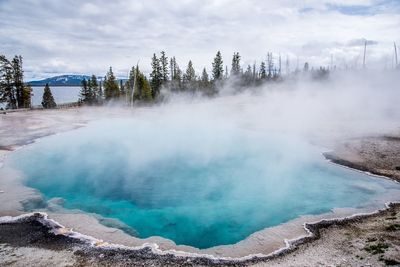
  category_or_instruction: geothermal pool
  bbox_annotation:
[8,117,400,249]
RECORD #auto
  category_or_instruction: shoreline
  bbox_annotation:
[1,203,399,266]
[1,108,400,266]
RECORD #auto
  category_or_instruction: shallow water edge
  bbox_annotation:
[1,202,399,265]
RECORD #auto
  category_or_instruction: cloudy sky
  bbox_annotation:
[1,0,399,80]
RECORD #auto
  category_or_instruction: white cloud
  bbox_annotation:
[0,0,399,80]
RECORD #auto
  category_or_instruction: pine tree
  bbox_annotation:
[79,78,88,103]
[98,78,103,102]
[231,52,241,76]
[80,78,96,104]
[21,84,32,108]
[141,75,153,102]
[160,51,169,83]
[201,68,209,83]
[303,62,309,72]
[0,55,15,109]
[150,53,162,98]
[12,55,24,108]
[200,67,210,91]
[260,61,267,79]
[104,67,119,100]
[89,75,99,103]
[212,51,224,80]
[244,65,253,85]
[170,57,175,81]
[133,66,141,101]
[135,66,153,102]
[185,60,196,82]
[41,83,56,108]
[267,52,274,79]
[183,60,196,91]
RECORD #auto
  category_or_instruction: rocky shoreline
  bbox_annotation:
[324,135,400,183]
[1,203,399,266]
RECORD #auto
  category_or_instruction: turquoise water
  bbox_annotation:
[8,118,400,249]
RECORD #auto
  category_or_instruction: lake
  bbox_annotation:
[31,86,81,107]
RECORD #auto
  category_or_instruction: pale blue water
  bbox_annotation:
[0,87,79,109]
[31,86,80,106]
[8,118,400,249]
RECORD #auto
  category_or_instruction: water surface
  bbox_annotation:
[31,86,80,106]
[8,118,400,249]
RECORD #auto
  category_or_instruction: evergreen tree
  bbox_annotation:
[150,53,162,98]
[89,75,99,103]
[201,68,209,83]
[170,57,175,80]
[160,51,169,83]
[133,66,141,101]
[169,57,182,90]
[0,55,15,108]
[125,66,136,102]
[80,78,96,104]
[104,67,119,100]
[140,75,153,102]
[259,61,267,79]
[41,83,56,108]
[212,51,224,80]
[79,78,88,103]
[231,52,241,76]
[303,62,309,72]
[267,52,274,79]
[21,84,32,108]
[22,84,33,108]
[183,60,196,91]
[12,55,24,108]
[244,65,253,85]
[133,66,153,102]
[200,67,210,92]
[185,60,196,82]
[98,78,103,102]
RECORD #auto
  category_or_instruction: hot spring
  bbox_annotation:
[7,108,400,249]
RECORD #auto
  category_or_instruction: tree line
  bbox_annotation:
[0,55,32,109]
[80,50,325,105]
[1,52,331,109]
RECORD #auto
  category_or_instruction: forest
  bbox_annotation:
[1,51,332,109]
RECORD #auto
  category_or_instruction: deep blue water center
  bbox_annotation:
[9,118,400,249]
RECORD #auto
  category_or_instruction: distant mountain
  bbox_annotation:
[28,75,91,86]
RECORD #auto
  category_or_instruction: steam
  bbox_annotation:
[9,69,400,248]
[162,69,400,142]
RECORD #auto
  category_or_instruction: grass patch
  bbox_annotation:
[364,243,389,254]
[385,224,400,232]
